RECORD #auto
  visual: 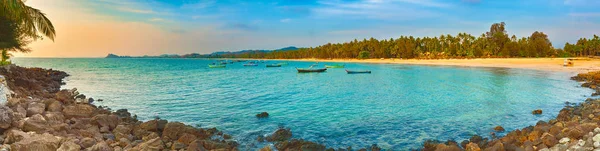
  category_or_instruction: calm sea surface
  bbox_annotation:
[12,58,594,150]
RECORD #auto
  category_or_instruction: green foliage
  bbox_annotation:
[223,22,557,59]
[564,35,600,57]
[358,51,370,59]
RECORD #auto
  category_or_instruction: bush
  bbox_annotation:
[358,51,370,59]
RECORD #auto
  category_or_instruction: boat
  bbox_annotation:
[243,63,258,66]
[266,64,282,67]
[345,69,371,74]
[208,64,226,68]
[325,64,345,68]
[296,68,327,73]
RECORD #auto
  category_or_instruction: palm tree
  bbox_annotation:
[1,0,55,40]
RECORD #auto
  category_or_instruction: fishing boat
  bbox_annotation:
[208,64,226,68]
[325,64,345,68]
[266,64,282,67]
[345,69,371,74]
[243,63,258,66]
[296,68,327,73]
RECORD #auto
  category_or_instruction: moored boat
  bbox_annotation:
[325,64,345,68]
[208,64,226,68]
[296,68,327,73]
[346,69,371,74]
[266,64,282,67]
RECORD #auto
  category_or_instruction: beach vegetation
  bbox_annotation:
[0,0,55,65]
[358,51,370,59]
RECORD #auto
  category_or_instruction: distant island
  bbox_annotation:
[106,46,298,58]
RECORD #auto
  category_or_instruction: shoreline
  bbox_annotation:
[257,58,600,74]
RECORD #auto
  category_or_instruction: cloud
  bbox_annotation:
[116,7,156,14]
[280,18,292,23]
[312,0,443,20]
[181,0,216,10]
[569,12,600,17]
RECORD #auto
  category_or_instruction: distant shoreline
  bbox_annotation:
[253,58,600,74]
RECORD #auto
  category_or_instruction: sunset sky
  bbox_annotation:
[17,0,600,57]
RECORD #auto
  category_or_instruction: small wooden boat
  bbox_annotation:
[296,68,327,73]
[346,69,371,74]
[325,64,345,68]
[243,63,258,66]
[208,64,226,68]
[266,64,282,67]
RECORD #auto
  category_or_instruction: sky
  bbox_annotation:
[15,0,600,57]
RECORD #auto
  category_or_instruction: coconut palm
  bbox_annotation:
[1,0,56,41]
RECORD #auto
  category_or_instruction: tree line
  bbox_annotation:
[219,22,597,59]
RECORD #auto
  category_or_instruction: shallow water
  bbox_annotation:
[13,58,594,150]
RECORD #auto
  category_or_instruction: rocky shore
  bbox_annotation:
[421,71,600,151]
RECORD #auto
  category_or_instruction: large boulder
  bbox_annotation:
[266,128,292,142]
[22,114,49,132]
[0,104,12,129]
[10,133,62,151]
[26,102,46,117]
[162,122,196,141]
[62,104,96,118]
[92,114,119,130]
[112,125,133,141]
[3,129,29,144]
[46,100,63,112]
[139,119,168,132]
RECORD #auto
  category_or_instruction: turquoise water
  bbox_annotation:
[13,58,593,150]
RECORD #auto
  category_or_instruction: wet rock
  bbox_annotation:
[494,126,505,132]
[138,119,167,132]
[532,109,543,115]
[162,122,196,141]
[114,109,131,119]
[266,128,292,142]
[256,112,269,118]
[275,139,325,151]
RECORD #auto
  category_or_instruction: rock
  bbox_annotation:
[465,143,480,151]
[26,102,45,117]
[568,128,584,139]
[177,133,198,145]
[266,128,292,142]
[494,126,505,132]
[89,141,112,151]
[81,137,96,148]
[114,109,131,119]
[532,109,543,115]
[62,104,96,118]
[541,133,558,147]
[484,142,504,151]
[187,140,208,151]
[0,105,12,129]
[112,125,132,141]
[118,138,131,147]
[171,141,186,150]
[142,132,159,142]
[559,137,570,144]
[594,127,600,133]
[130,137,164,151]
[138,119,167,132]
[260,146,272,151]
[22,114,48,132]
[57,141,81,151]
[92,114,119,130]
[594,141,600,148]
[162,122,195,141]
[10,133,62,151]
[593,134,600,142]
[256,112,269,118]
[4,129,29,144]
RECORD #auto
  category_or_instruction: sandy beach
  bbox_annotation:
[267,58,600,74]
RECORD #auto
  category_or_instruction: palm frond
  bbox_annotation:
[24,5,55,41]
